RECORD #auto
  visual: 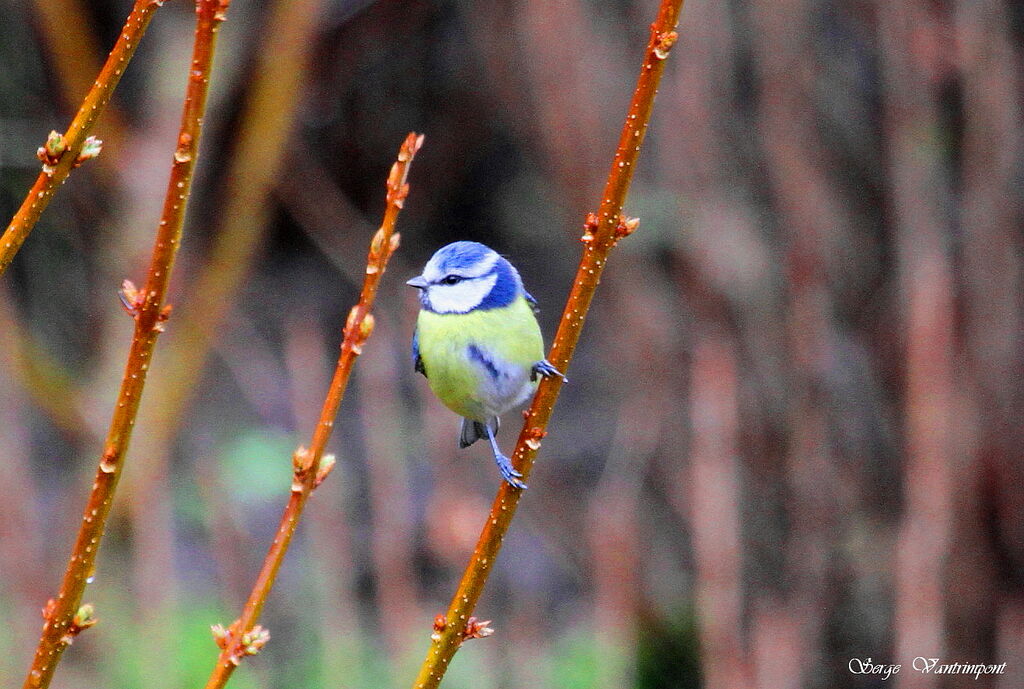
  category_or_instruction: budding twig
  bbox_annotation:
[201,132,423,689]
[409,2,684,687]
[20,3,228,688]
[0,0,163,278]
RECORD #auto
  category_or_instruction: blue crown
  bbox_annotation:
[431,241,496,273]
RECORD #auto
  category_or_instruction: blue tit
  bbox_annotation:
[407,241,565,489]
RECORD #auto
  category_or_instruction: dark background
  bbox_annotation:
[0,0,1022,688]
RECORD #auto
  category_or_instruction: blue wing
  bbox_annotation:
[524,289,540,314]
[412,328,426,377]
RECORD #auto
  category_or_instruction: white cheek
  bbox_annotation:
[428,274,498,313]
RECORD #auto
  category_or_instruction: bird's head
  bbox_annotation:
[407,241,522,314]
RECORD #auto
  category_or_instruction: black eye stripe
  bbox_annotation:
[430,267,498,285]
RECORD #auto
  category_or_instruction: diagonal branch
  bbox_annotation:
[201,132,424,689]
[410,1,684,687]
[30,0,132,173]
[0,0,163,278]
[21,2,230,687]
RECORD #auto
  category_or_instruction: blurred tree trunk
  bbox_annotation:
[878,2,960,687]
[748,0,845,684]
[950,0,1024,686]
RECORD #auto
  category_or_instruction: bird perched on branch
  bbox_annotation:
[408,241,565,489]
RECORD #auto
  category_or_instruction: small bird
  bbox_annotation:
[407,241,565,489]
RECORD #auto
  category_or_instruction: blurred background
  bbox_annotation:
[1,0,1022,688]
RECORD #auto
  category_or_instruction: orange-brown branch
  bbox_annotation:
[0,0,162,278]
[410,2,684,687]
[21,3,229,687]
[202,132,423,689]
[30,0,132,172]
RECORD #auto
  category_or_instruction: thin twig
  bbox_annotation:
[29,0,132,171]
[0,0,162,278]
[202,132,424,689]
[410,2,684,687]
[21,3,229,687]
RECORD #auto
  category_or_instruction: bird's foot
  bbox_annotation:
[494,453,527,489]
[531,359,568,383]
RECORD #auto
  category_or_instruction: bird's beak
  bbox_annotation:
[406,275,429,289]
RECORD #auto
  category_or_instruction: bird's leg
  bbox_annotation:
[531,359,568,383]
[485,423,527,489]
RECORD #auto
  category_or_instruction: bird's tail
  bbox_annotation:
[459,416,500,449]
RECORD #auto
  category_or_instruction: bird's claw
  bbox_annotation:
[531,359,567,383]
[495,453,527,489]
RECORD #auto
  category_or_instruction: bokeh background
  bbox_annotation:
[1,0,1022,688]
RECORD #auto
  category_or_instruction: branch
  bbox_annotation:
[0,0,163,278]
[201,132,424,689]
[21,3,229,687]
[410,2,684,686]
[30,0,132,173]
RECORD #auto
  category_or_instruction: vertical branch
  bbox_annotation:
[362,315,422,660]
[20,3,229,688]
[878,1,958,685]
[954,0,1024,669]
[202,132,423,689]
[410,1,684,687]
[663,7,759,681]
[0,0,162,277]
[747,0,842,680]
[517,0,607,208]
[589,283,673,688]
[686,334,750,689]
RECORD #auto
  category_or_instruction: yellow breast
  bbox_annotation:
[416,296,545,420]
